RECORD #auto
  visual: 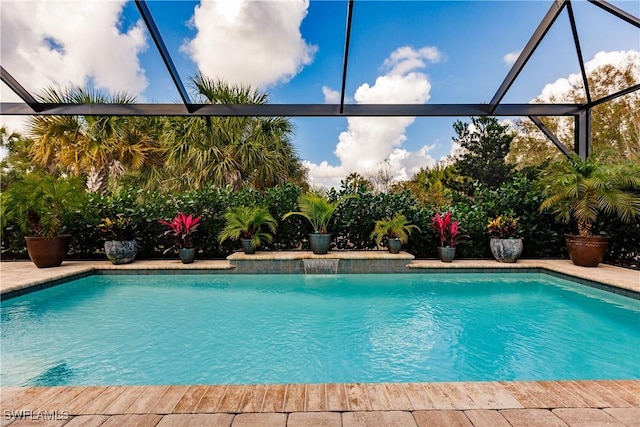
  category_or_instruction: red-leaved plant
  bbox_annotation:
[158,213,201,253]
[431,211,469,247]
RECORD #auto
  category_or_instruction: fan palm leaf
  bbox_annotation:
[539,155,640,235]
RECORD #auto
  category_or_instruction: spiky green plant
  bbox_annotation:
[282,192,354,234]
[218,206,278,248]
[370,213,421,245]
[539,155,640,236]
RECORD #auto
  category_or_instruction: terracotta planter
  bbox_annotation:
[25,235,70,268]
[490,238,523,263]
[240,238,256,255]
[437,246,456,263]
[565,234,609,267]
[387,238,402,254]
[179,247,196,264]
[104,240,138,265]
[309,233,331,255]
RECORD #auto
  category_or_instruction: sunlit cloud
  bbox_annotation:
[0,0,148,135]
[0,0,147,95]
[306,46,441,188]
[322,86,340,104]
[182,0,317,88]
[538,50,640,101]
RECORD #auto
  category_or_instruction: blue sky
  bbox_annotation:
[1,0,638,187]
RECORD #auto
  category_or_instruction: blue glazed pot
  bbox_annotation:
[387,237,402,254]
[104,240,138,265]
[490,238,523,263]
[179,247,196,264]
[437,246,456,263]
[240,239,256,255]
[309,233,331,255]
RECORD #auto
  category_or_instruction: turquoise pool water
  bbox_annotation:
[1,273,639,386]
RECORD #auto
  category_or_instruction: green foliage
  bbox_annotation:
[451,116,515,190]
[282,191,354,234]
[1,177,636,266]
[1,173,87,239]
[370,213,420,245]
[539,155,640,236]
[328,185,434,255]
[219,206,278,248]
[450,174,567,258]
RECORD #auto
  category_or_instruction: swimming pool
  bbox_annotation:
[1,272,638,386]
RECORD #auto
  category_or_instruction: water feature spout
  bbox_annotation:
[302,259,339,274]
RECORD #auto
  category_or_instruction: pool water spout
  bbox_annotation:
[302,259,339,274]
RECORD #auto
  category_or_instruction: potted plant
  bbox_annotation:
[282,192,354,255]
[1,173,86,268]
[218,206,278,254]
[98,215,140,265]
[431,211,469,262]
[158,212,202,263]
[370,213,420,254]
[539,155,640,267]
[487,215,523,263]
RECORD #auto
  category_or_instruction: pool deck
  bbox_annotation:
[1,255,639,426]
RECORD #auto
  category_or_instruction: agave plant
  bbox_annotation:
[539,155,640,236]
[282,192,354,234]
[370,213,420,245]
[218,206,278,248]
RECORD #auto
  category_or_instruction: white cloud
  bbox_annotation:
[182,0,317,88]
[503,50,521,66]
[322,86,340,104]
[538,50,640,102]
[0,0,147,95]
[0,0,148,135]
[306,46,440,188]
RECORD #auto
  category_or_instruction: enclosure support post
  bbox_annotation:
[575,109,591,159]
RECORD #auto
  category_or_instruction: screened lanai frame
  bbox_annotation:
[1,0,639,160]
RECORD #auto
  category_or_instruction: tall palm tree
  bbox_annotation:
[27,86,159,194]
[158,76,306,191]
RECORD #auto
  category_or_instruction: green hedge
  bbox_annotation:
[1,177,636,266]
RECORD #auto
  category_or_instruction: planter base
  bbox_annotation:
[309,233,331,255]
[241,239,256,255]
[104,240,138,265]
[25,235,70,268]
[437,246,456,263]
[565,234,609,267]
[179,248,196,264]
[490,238,523,263]
[387,238,402,254]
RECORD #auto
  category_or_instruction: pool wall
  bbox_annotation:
[2,253,638,301]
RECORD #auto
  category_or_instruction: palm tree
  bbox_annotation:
[158,76,306,191]
[27,86,159,194]
[539,155,640,236]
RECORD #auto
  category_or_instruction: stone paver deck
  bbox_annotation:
[1,256,638,425]
[1,381,639,426]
